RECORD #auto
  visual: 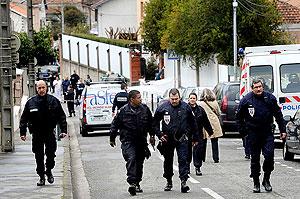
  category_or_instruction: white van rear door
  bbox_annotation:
[276,52,300,117]
[85,84,121,125]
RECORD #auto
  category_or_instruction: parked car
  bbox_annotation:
[181,86,213,102]
[283,109,300,161]
[36,65,60,81]
[213,81,240,134]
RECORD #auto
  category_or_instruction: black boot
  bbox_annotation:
[128,183,136,196]
[37,175,45,186]
[46,170,54,184]
[136,183,143,193]
[262,174,272,192]
[164,178,173,191]
[195,168,202,176]
[253,177,260,193]
[181,180,190,193]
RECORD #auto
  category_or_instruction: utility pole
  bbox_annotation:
[0,0,15,151]
[233,0,238,81]
[27,0,35,96]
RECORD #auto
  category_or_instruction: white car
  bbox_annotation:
[79,82,123,136]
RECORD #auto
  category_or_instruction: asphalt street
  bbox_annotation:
[68,109,300,199]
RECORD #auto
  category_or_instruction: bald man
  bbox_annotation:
[20,80,68,186]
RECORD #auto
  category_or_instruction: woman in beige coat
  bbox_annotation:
[199,88,223,163]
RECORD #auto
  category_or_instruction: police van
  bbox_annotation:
[79,81,123,136]
[240,44,300,140]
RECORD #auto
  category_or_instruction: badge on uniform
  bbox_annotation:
[164,112,170,125]
[248,107,255,117]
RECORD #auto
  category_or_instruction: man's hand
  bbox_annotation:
[110,140,116,147]
[112,112,116,117]
[20,135,26,141]
[280,132,287,140]
[149,136,155,146]
[160,134,168,143]
[192,141,198,146]
[59,133,68,139]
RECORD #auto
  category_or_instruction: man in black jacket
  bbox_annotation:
[110,90,154,196]
[236,79,286,193]
[20,80,68,186]
[112,83,128,116]
[153,88,199,193]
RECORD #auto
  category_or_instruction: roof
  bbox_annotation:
[92,0,111,8]
[277,0,300,24]
[10,2,27,17]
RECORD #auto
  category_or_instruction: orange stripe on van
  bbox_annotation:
[285,97,292,103]
[293,96,300,102]
[240,86,246,96]
[241,73,247,78]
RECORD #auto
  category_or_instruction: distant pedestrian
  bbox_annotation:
[112,83,128,116]
[70,70,80,89]
[49,73,56,93]
[75,78,85,101]
[53,76,62,101]
[110,90,154,196]
[236,79,286,193]
[84,74,92,85]
[199,88,223,163]
[19,80,67,186]
[187,92,213,176]
[153,88,199,193]
[66,85,75,117]
[62,76,70,102]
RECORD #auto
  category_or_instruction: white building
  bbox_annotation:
[10,2,27,33]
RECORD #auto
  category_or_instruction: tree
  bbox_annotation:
[64,6,86,28]
[17,27,57,68]
[143,0,290,66]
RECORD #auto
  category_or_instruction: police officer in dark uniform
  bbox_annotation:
[236,79,286,193]
[20,80,68,186]
[112,83,128,116]
[153,88,199,193]
[110,90,155,196]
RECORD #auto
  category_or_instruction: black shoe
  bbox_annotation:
[69,115,72,117]
[181,180,190,193]
[37,177,45,186]
[128,184,136,196]
[253,178,260,193]
[164,179,173,191]
[214,160,219,163]
[262,179,272,192]
[245,155,250,159]
[136,184,143,193]
[195,168,202,176]
[46,171,54,184]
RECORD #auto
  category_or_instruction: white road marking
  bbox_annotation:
[287,167,293,169]
[202,188,225,199]
[295,169,300,172]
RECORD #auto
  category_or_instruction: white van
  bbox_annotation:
[79,82,122,136]
[240,44,300,140]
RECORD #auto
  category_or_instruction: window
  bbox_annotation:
[249,65,274,93]
[280,63,300,93]
[95,9,98,22]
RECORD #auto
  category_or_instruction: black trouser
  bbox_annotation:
[121,142,145,185]
[190,139,206,169]
[32,132,57,177]
[242,136,251,156]
[163,140,189,181]
[67,101,75,115]
[248,132,274,178]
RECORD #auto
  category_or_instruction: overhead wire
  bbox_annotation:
[237,0,268,17]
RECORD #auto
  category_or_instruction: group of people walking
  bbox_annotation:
[110,87,223,196]
[110,78,287,196]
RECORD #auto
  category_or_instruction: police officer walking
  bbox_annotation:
[112,83,129,116]
[19,80,68,186]
[236,79,286,193]
[153,88,199,193]
[109,90,155,196]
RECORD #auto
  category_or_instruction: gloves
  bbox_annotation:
[149,136,155,146]
[160,134,168,143]
[110,137,116,147]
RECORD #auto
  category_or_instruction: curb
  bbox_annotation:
[63,136,73,199]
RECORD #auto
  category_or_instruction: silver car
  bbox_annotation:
[283,109,300,161]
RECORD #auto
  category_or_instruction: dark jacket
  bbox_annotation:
[112,91,129,113]
[153,100,200,142]
[62,80,70,93]
[19,94,67,136]
[236,91,285,136]
[76,83,85,95]
[65,89,75,101]
[190,104,214,139]
[110,103,153,144]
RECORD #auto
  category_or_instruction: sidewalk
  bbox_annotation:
[0,129,72,199]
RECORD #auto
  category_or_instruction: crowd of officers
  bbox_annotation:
[110,79,286,196]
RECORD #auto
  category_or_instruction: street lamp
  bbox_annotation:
[233,0,238,81]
